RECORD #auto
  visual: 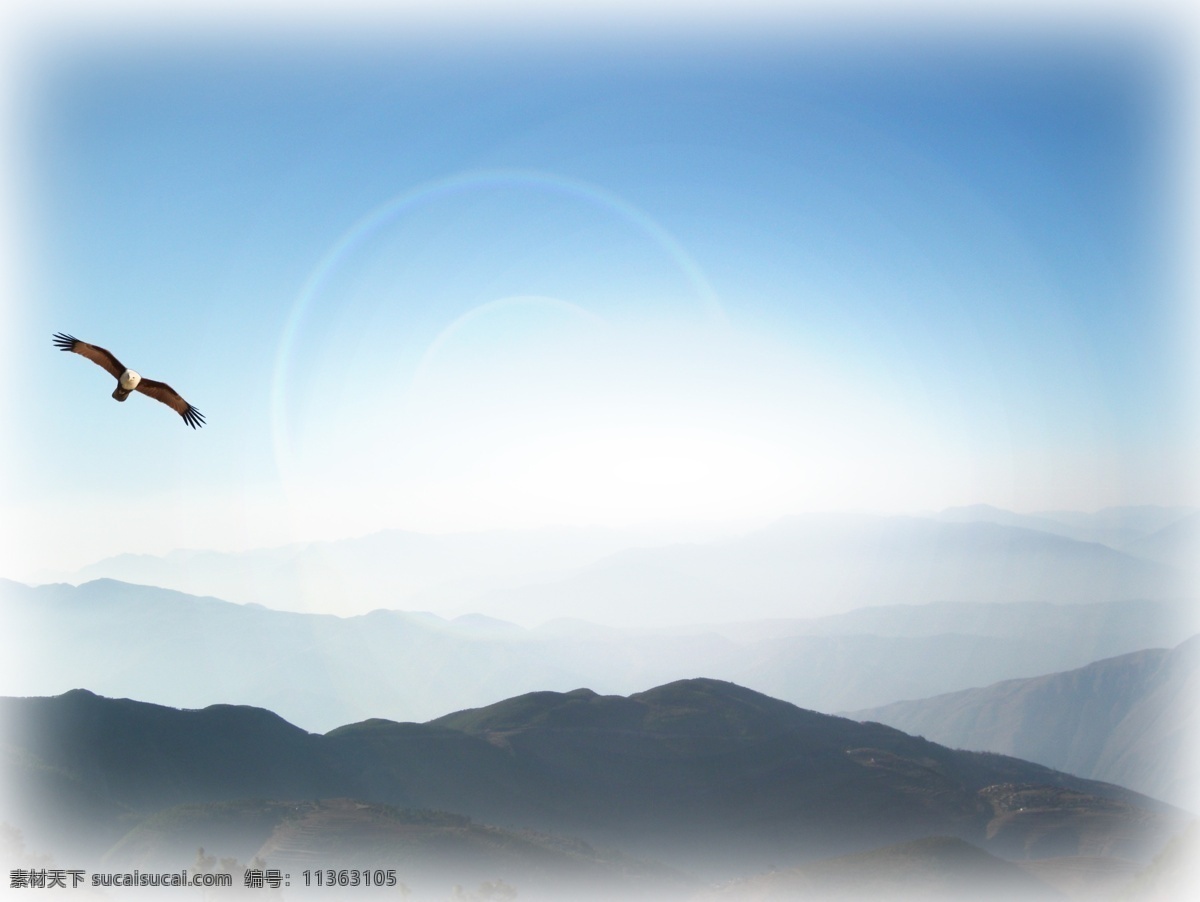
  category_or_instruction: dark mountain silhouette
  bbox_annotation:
[1,680,1187,885]
[3,578,1193,733]
[849,636,1200,806]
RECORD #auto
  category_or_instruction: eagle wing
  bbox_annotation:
[53,332,126,379]
[135,378,206,429]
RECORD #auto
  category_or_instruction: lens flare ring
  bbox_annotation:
[271,168,726,489]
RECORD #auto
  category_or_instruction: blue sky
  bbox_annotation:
[1,16,1195,577]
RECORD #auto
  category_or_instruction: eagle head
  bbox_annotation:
[119,369,142,390]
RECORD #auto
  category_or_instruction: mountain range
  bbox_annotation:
[3,578,1194,738]
[5,504,1196,897]
[1,680,1188,899]
[930,505,1198,562]
[52,507,1197,624]
[476,512,1192,626]
[850,635,1200,806]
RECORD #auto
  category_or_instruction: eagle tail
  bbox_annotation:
[112,386,131,402]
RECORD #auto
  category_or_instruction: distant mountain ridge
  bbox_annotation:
[3,578,1194,733]
[60,524,699,618]
[50,508,1195,623]
[2,680,1187,884]
[1118,512,1200,571]
[850,636,1200,806]
[932,504,1197,551]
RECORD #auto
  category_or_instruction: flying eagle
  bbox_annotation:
[53,332,206,429]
